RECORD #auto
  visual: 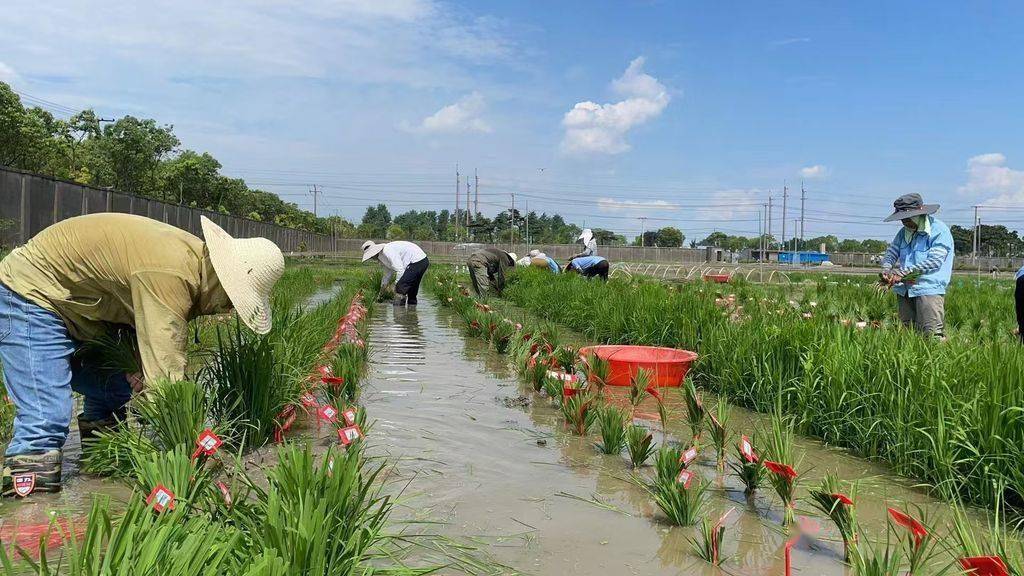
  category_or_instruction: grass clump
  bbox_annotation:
[561,392,597,436]
[625,425,655,469]
[707,395,730,472]
[595,405,628,454]
[648,474,707,526]
[653,444,683,485]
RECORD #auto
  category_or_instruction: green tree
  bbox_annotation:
[360,204,392,238]
[654,226,684,247]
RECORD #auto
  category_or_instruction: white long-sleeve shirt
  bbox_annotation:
[378,241,427,287]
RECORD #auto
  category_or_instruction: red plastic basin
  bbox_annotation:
[578,345,698,388]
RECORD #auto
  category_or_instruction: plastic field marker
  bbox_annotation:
[679,446,699,467]
[887,507,927,547]
[546,370,577,383]
[323,376,345,388]
[274,405,297,443]
[12,473,35,497]
[216,481,233,508]
[300,391,319,408]
[147,484,176,513]
[341,408,358,427]
[959,556,1009,576]
[675,468,696,489]
[192,429,223,459]
[318,405,339,424]
[784,534,801,576]
[763,460,797,480]
[831,493,854,506]
[562,382,578,398]
[317,365,333,378]
[338,425,364,446]
[739,435,757,462]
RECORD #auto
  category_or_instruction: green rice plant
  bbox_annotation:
[682,379,706,443]
[552,345,578,373]
[628,368,653,417]
[561,392,598,436]
[203,319,292,451]
[886,504,938,576]
[242,442,392,575]
[949,494,1023,576]
[763,411,801,526]
[808,472,858,561]
[326,343,366,405]
[527,359,550,393]
[542,376,563,406]
[594,405,628,454]
[648,475,708,526]
[580,352,610,397]
[134,379,215,450]
[654,444,683,485]
[728,438,764,496]
[130,445,215,514]
[490,319,516,354]
[707,395,731,471]
[80,425,157,478]
[75,328,142,376]
[625,425,655,469]
[688,512,731,566]
[849,532,904,576]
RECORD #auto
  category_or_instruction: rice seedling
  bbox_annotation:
[595,404,628,454]
[763,411,801,525]
[688,509,733,566]
[75,328,142,376]
[728,437,765,496]
[648,474,708,526]
[561,391,598,436]
[580,352,610,397]
[490,318,516,354]
[849,532,904,576]
[654,444,683,484]
[627,368,653,417]
[682,379,706,443]
[552,345,578,373]
[625,425,656,468]
[808,472,858,560]
[542,376,563,406]
[80,424,158,478]
[133,379,216,450]
[949,494,1023,576]
[885,504,938,576]
[707,395,731,472]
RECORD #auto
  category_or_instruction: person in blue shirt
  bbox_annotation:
[565,255,609,281]
[880,193,954,338]
[1016,264,1024,344]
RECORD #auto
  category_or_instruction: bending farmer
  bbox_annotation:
[362,240,430,306]
[0,214,284,496]
[565,255,609,281]
[467,247,516,296]
[571,228,598,259]
[531,251,561,274]
[880,193,954,338]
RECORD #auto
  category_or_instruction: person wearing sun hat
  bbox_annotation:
[0,212,284,496]
[361,239,430,306]
[571,228,598,259]
[880,193,954,338]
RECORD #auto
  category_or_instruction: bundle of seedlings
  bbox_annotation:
[682,379,706,443]
[579,352,611,397]
[561,391,598,436]
[707,395,731,472]
[594,404,628,455]
[646,469,708,526]
[75,327,142,375]
[625,424,656,468]
[849,530,905,576]
[627,368,654,419]
[948,495,1021,576]
[325,342,367,405]
[808,472,858,560]
[763,412,801,526]
[886,505,937,576]
[653,444,684,485]
[552,345,579,374]
[688,509,734,567]
[728,435,764,496]
[489,318,517,354]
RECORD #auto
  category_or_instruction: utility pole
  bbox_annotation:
[767,195,773,247]
[466,178,471,230]
[474,169,479,215]
[800,182,806,248]
[309,185,321,217]
[639,216,648,247]
[781,184,788,251]
[758,206,764,282]
[454,166,460,239]
[510,193,516,251]
[972,206,979,261]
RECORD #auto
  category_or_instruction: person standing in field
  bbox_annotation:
[565,255,610,281]
[361,240,430,307]
[571,229,598,258]
[880,193,954,338]
[466,247,516,296]
[1016,263,1024,344]
[0,214,284,496]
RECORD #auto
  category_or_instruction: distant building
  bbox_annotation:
[750,249,831,265]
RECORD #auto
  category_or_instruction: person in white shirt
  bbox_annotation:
[361,240,430,306]
[571,229,598,259]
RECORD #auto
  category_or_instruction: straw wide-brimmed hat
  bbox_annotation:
[883,193,940,222]
[201,216,284,334]
[361,240,385,261]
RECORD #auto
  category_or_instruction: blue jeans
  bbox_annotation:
[0,283,131,456]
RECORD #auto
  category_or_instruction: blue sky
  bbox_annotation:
[3,1,1023,242]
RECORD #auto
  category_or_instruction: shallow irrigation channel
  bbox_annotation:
[359,298,984,576]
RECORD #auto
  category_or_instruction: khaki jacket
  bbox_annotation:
[0,213,230,382]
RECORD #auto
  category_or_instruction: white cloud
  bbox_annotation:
[0,62,19,84]
[958,153,1024,205]
[597,198,678,212]
[800,164,828,179]
[560,56,670,156]
[408,92,491,134]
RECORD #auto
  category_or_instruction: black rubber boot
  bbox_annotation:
[78,410,127,445]
[2,449,62,497]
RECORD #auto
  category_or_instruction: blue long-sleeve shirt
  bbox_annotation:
[881,215,954,297]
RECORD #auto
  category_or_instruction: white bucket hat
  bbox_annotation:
[361,240,385,262]
[201,216,284,335]
[578,228,593,243]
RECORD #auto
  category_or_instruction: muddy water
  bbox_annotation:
[364,299,974,576]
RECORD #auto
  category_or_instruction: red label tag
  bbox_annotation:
[317,365,333,378]
[300,391,318,408]
[12,473,35,497]
[341,408,358,427]
[562,383,578,398]
[675,468,696,489]
[679,446,699,467]
[338,425,364,446]
[193,429,223,458]
[318,405,339,423]
[763,460,798,480]
[831,493,854,506]
[887,507,927,546]
[146,484,176,513]
[322,376,345,387]
[216,481,232,508]
[546,370,577,383]
[739,435,757,462]
[959,556,1009,576]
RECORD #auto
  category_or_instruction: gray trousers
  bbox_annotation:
[897,294,945,337]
